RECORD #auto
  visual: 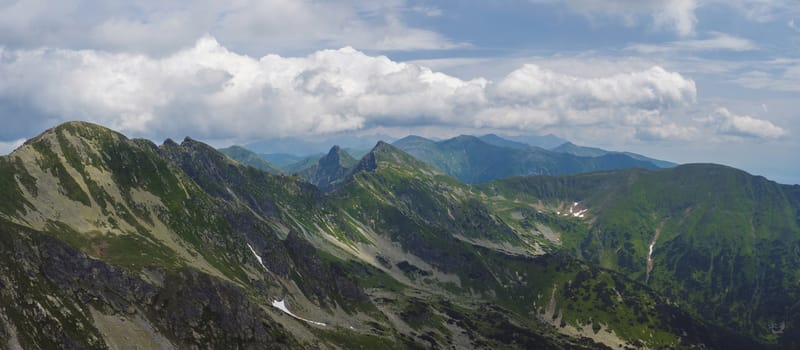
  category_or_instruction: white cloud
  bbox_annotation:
[4,36,770,144]
[0,37,487,139]
[0,0,463,55]
[493,65,696,110]
[531,0,697,36]
[702,108,787,139]
[626,32,757,53]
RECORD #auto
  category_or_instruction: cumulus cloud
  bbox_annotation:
[701,108,787,139]
[0,37,705,142]
[530,0,697,36]
[493,65,695,109]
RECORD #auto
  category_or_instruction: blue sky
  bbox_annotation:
[0,0,797,184]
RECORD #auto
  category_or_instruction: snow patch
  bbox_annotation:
[271,300,326,326]
[645,225,663,284]
[566,202,588,218]
[247,243,270,272]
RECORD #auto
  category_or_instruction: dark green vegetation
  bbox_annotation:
[392,134,667,184]
[483,165,800,347]
[0,121,795,349]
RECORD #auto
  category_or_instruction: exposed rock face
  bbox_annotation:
[284,232,367,305]
[0,225,299,349]
[151,269,296,349]
[298,145,357,191]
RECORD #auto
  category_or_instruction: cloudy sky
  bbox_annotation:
[0,0,797,184]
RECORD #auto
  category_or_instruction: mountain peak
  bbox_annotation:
[371,140,398,154]
[23,121,124,150]
[159,135,236,171]
[319,145,356,168]
[351,140,439,176]
[162,135,220,155]
[296,145,358,191]
[375,140,391,147]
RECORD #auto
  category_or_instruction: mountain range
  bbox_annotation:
[223,133,674,186]
[392,134,669,184]
[0,121,796,349]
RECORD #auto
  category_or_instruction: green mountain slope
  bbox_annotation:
[0,122,301,348]
[329,142,763,349]
[394,135,660,184]
[483,164,800,346]
[219,145,282,173]
[0,121,789,349]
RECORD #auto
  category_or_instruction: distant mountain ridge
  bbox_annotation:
[218,145,281,173]
[223,134,674,188]
[393,134,669,183]
[495,133,567,149]
[551,141,676,168]
[477,134,535,150]
[245,134,396,156]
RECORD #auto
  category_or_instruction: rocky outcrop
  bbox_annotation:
[0,224,299,349]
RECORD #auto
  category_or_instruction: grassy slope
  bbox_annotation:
[483,164,800,346]
[329,143,765,349]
